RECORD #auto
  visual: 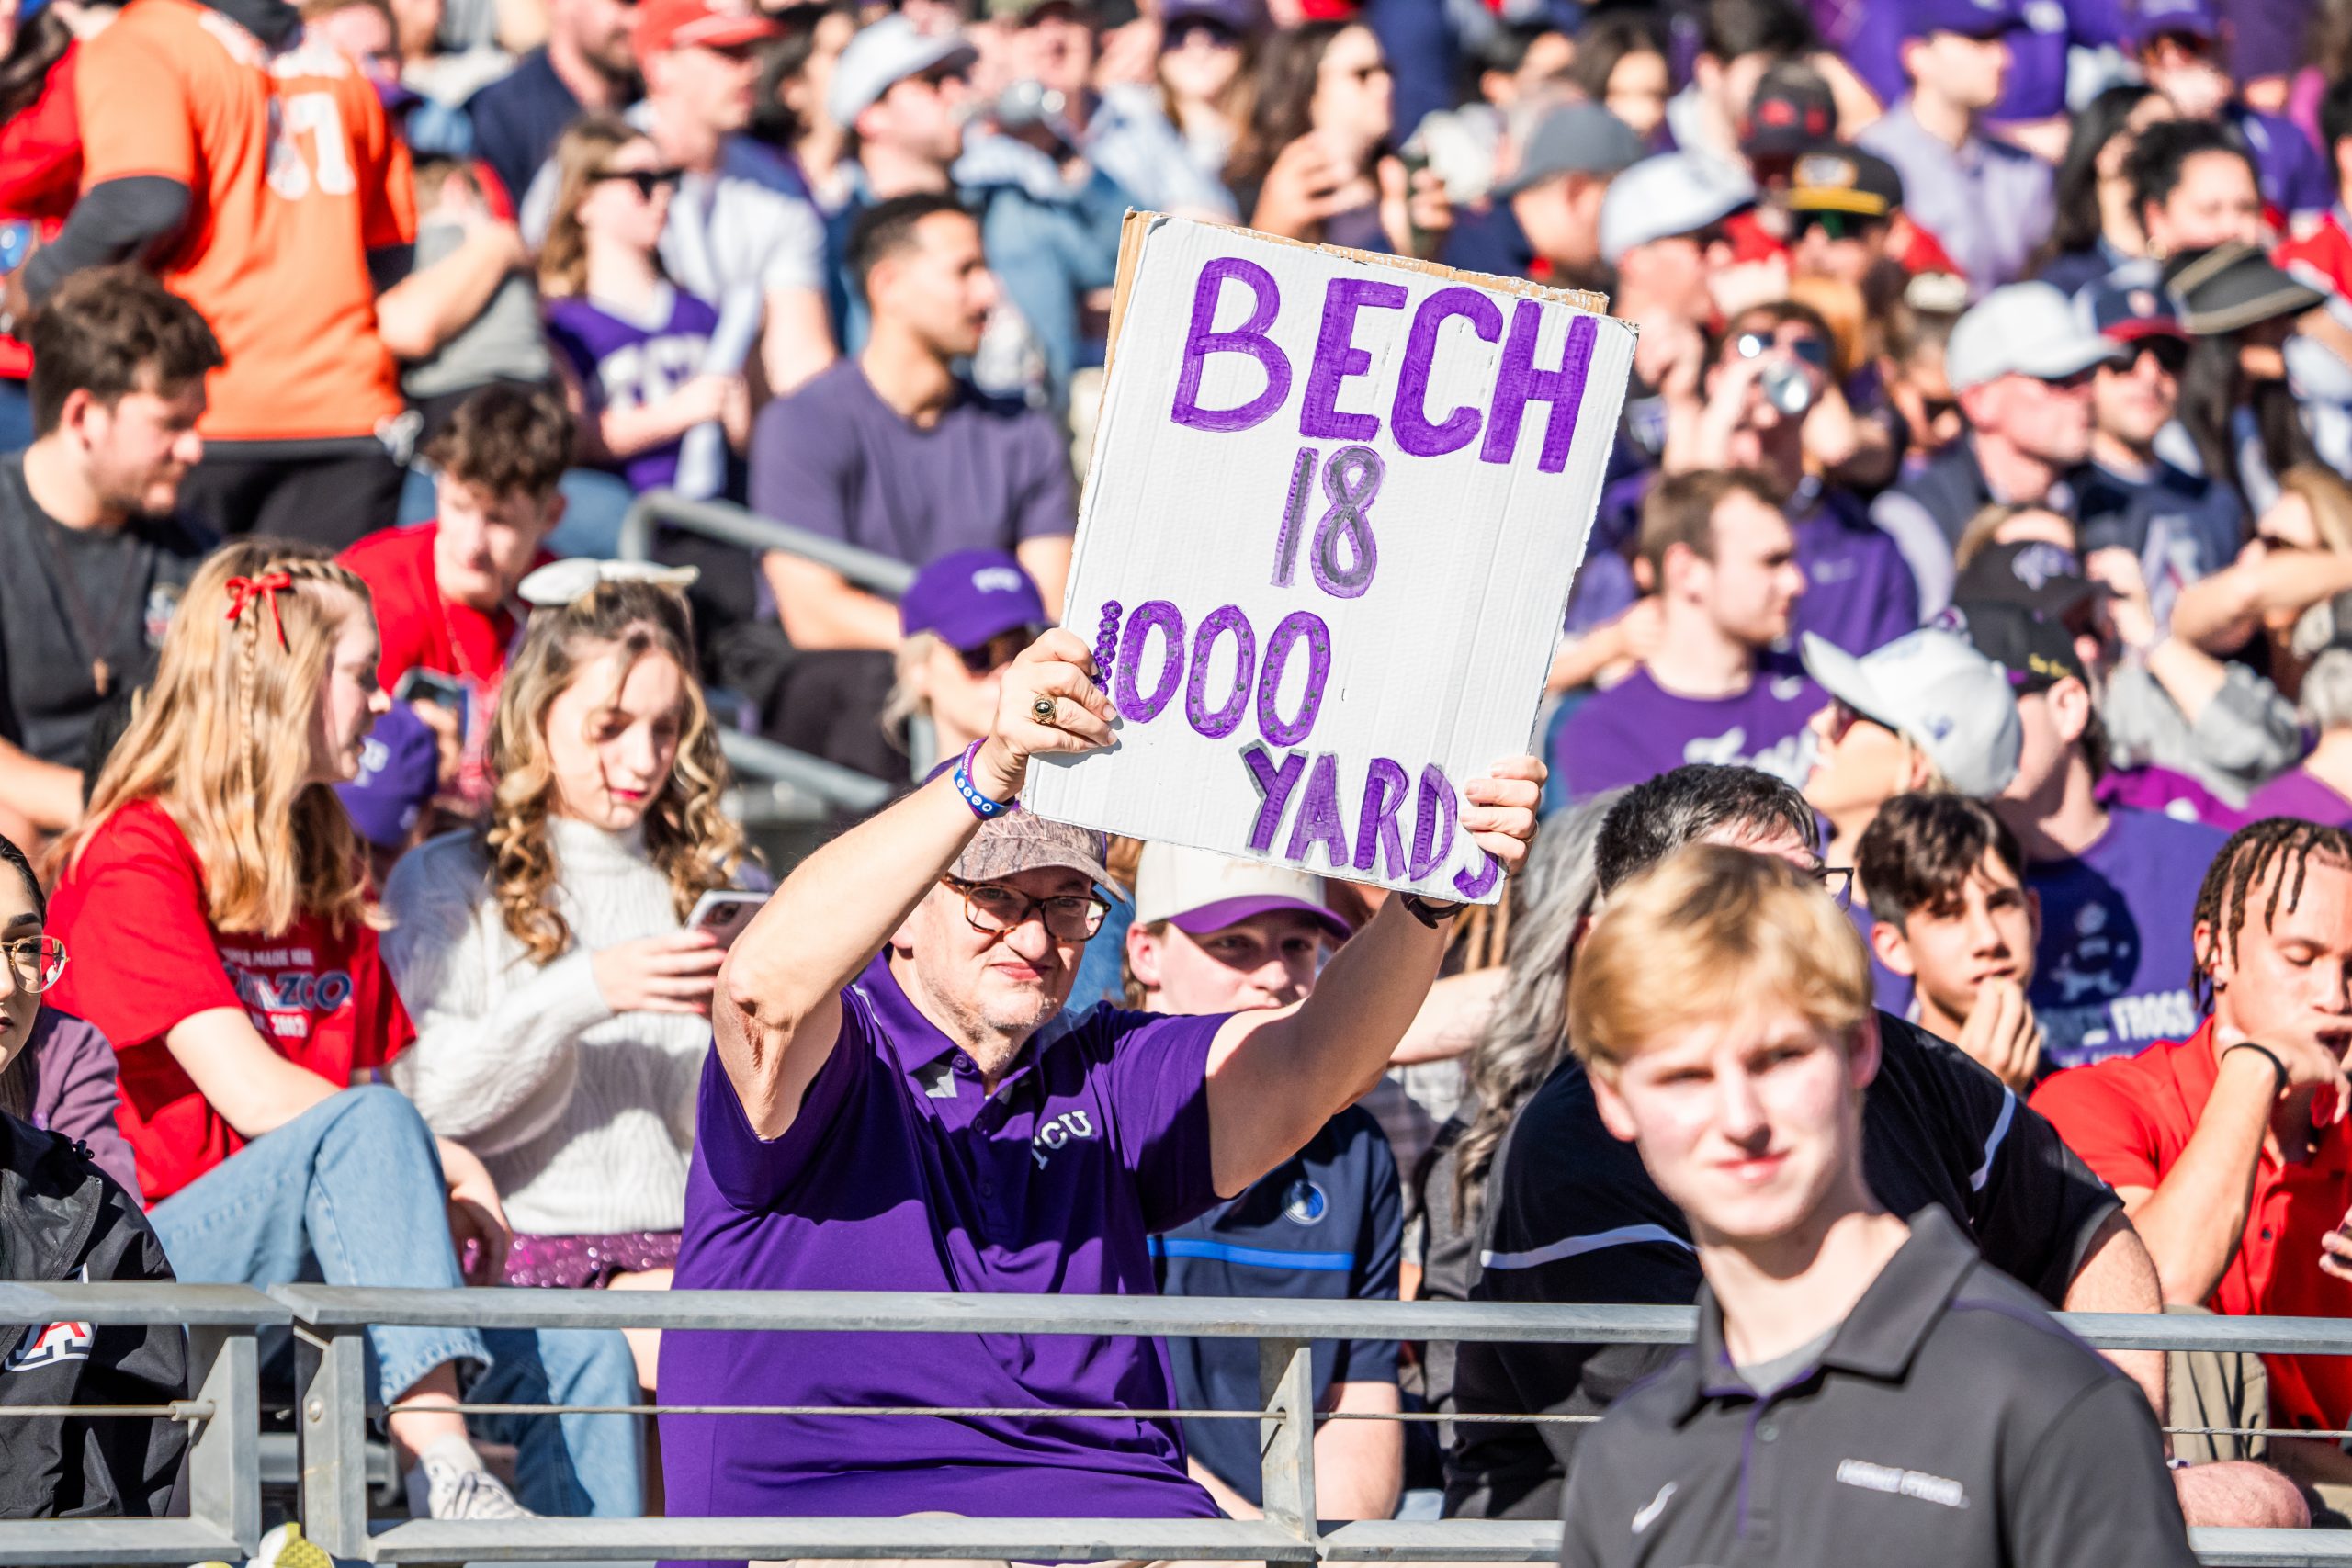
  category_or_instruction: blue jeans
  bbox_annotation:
[148,1086,643,1516]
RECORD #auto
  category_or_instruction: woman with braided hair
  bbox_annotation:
[384,564,754,1392]
[42,537,642,1523]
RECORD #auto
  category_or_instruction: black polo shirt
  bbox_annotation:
[1448,1013,2121,1519]
[1556,1207,2196,1568]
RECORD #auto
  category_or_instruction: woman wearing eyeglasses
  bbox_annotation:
[43,539,642,1524]
[541,116,751,498]
[0,829,191,1521]
[383,567,753,1391]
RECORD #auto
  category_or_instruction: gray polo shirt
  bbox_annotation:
[1556,1207,2196,1568]
[1857,102,2054,299]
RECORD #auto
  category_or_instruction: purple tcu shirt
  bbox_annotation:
[2028,807,2226,1069]
[658,953,1226,1557]
[2246,766,2352,828]
[1791,490,1920,657]
[1552,655,1823,802]
[544,284,719,494]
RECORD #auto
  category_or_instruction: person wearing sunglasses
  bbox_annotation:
[1871,281,2121,616]
[2072,279,2243,606]
[1663,299,1915,660]
[0,828,192,1522]
[540,116,752,502]
[884,548,1050,773]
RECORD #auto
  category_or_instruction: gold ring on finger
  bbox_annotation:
[1032,695,1057,724]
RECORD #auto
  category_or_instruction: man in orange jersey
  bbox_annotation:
[25,0,416,547]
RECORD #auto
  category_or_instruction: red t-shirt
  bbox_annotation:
[45,799,413,1204]
[2277,212,2352,301]
[341,522,547,803]
[2030,1019,2352,1434]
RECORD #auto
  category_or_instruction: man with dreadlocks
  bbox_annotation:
[2033,817,2352,1508]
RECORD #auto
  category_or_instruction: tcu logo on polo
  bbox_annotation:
[1030,1111,1097,1169]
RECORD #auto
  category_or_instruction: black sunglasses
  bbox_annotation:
[593,167,684,197]
[1790,209,1881,242]
[1736,331,1831,370]
[2117,335,2190,376]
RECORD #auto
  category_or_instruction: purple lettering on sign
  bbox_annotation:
[1300,278,1408,442]
[1479,305,1598,473]
[1453,850,1502,901]
[1114,600,1185,723]
[1394,287,1504,458]
[1170,258,1291,434]
[1272,447,1316,590]
[1256,609,1332,748]
[1186,604,1256,738]
[1408,762,1457,881]
[1353,756,1408,880]
[1283,751,1351,869]
[1311,446,1382,599]
[1240,744,1306,853]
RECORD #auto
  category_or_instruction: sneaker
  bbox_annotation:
[406,1450,537,1521]
[243,1522,334,1568]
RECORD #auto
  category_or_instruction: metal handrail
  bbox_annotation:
[616,490,915,823]
[0,1282,282,1566]
[616,491,917,597]
[275,1285,2352,1566]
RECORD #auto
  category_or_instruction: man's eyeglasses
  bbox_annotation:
[592,167,684,198]
[2,936,66,993]
[944,877,1110,942]
[1809,864,1857,909]
[957,627,1038,677]
[1736,331,1831,370]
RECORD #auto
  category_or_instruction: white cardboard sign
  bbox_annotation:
[1023,214,1635,904]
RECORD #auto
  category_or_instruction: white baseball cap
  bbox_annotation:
[1132,843,1351,940]
[1943,282,2124,391]
[1598,152,1757,267]
[1798,628,2022,797]
[827,15,978,130]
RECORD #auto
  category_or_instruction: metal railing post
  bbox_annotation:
[297,1323,374,1562]
[183,1325,261,1557]
[1257,1337,1319,1562]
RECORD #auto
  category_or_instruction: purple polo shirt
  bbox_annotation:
[2247,765,2352,827]
[658,953,1227,1559]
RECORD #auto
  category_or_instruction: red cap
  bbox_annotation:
[633,0,778,56]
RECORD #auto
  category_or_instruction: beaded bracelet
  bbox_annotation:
[954,739,1018,821]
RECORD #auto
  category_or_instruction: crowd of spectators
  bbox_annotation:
[12,0,2352,1550]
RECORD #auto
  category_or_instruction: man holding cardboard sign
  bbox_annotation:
[657,630,1539,1545]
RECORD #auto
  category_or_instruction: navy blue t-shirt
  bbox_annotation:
[467,49,584,210]
[1153,1104,1401,1505]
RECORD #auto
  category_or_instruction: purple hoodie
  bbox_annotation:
[21,1010,139,1198]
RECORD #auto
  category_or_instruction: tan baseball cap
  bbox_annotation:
[950,812,1117,894]
[1132,843,1351,940]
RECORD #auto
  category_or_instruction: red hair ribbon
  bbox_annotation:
[222,571,294,649]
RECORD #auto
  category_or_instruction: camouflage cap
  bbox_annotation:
[950,810,1119,895]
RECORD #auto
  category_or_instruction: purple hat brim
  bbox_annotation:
[1168,895,1352,942]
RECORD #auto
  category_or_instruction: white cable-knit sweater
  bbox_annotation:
[381,820,730,1237]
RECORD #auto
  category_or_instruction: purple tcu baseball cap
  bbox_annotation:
[900,549,1049,651]
[334,700,440,851]
[2132,0,2218,46]
[1906,0,2018,40]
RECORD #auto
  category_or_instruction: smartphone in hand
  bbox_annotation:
[687,890,769,950]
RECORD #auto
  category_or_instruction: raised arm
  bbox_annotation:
[712,631,1115,1138]
[1202,759,1542,1196]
